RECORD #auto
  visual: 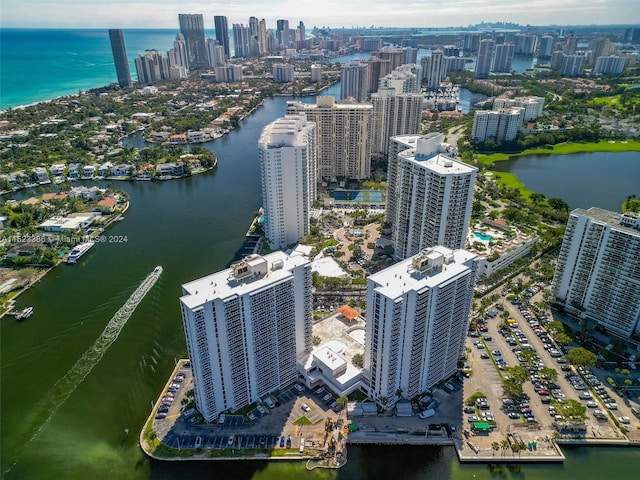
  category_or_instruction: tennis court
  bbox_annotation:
[330,190,385,204]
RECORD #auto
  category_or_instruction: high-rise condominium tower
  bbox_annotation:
[214,15,230,60]
[258,115,317,249]
[180,251,313,422]
[178,14,209,69]
[340,61,369,102]
[421,49,447,90]
[286,97,372,182]
[492,43,514,73]
[276,19,290,48]
[552,208,640,339]
[233,24,251,58]
[370,87,423,159]
[388,133,477,259]
[475,38,494,79]
[364,246,478,409]
[108,29,132,88]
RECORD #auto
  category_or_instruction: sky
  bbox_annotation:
[1,0,637,29]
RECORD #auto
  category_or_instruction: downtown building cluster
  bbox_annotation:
[180,53,485,418]
[108,13,308,86]
[173,23,640,422]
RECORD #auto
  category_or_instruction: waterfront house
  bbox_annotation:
[168,134,187,144]
[156,163,184,177]
[82,165,96,179]
[39,214,95,232]
[97,197,118,213]
[187,130,205,142]
[50,163,66,177]
[98,162,113,177]
[70,186,104,201]
[68,163,80,180]
[31,167,51,184]
[110,164,133,177]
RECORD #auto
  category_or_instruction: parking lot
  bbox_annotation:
[461,295,638,457]
[149,363,342,457]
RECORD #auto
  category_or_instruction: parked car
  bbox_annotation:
[301,403,311,412]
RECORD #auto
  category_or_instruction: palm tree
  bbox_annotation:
[395,388,404,401]
[491,441,500,457]
[500,440,509,457]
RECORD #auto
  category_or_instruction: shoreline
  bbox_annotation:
[0,204,128,319]
[478,139,640,166]
[140,360,638,466]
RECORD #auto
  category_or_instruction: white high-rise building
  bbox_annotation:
[180,251,313,422]
[168,34,189,71]
[341,61,369,101]
[364,246,478,409]
[233,23,251,58]
[272,64,295,82]
[214,65,243,82]
[286,97,373,181]
[258,115,316,250]
[134,50,170,84]
[471,107,525,143]
[492,43,514,73]
[310,64,322,83]
[475,38,494,78]
[205,38,225,67]
[594,56,626,75]
[378,64,421,93]
[514,33,538,55]
[389,133,477,259]
[493,96,545,121]
[421,50,447,90]
[370,87,423,159]
[560,54,586,76]
[538,35,555,58]
[552,208,640,339]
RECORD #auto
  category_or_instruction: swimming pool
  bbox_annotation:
[474,231,493,241]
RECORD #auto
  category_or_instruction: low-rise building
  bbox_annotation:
[32,167,51,184]
[155,163,185,177]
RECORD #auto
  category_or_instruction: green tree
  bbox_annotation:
[565,347,597,367]
[540,367,558,383]
[352,353,364,368]
[503,378,524,399]
[554,399,588,423]
[492,441,500,457]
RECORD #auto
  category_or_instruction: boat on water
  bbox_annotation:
[153,265,163,275]
[67,242,95,264]
[16,306,34,321]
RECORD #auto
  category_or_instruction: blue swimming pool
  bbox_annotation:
[474,231,493,241]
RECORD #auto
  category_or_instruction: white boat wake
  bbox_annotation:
[4,266,163,475]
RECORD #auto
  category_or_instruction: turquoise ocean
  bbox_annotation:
[0,29,189,110]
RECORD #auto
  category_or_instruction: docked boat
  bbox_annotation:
[16,306,34,321]
[67,242,95,264]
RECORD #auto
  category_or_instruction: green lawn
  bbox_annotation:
[490,172,534,199]
[478,140,640,166]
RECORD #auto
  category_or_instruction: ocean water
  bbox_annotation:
[0,29,187,110]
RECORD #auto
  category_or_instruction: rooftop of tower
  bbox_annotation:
[180,250,310,310]
[368,246,477,299]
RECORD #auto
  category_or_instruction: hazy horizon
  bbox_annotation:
[1,0,636,29]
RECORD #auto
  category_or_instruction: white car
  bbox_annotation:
[301,403,311,412]
[585,401,598,408]
[618,416,630,424]
[419,409,435,419]
[294,384,304,393]
[257,405,267,414]
[605,402,618,410]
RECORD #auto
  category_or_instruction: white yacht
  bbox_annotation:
[67,242,95,264]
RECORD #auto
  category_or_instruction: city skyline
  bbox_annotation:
[1,0,635,29]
